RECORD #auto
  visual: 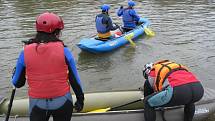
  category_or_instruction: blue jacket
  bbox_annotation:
[117,8,140,29]
[95,13,117,33]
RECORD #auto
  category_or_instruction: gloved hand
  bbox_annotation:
[75,95,84,112]
[113,23,120,30]
[115,24,120,29]
[75,101,83,112]
[120,5,123,9]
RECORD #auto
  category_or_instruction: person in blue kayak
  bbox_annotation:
[11,12,84,121]
[117,0,140,32]
[142,60,204,121]
[95,4,119,40]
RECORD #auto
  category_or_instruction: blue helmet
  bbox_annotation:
[101,4,110,11]
[128,1,136,7]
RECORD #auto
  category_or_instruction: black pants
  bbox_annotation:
[123,28,133,32]
[30,100,73,121]
[144,82,204,121]
[122,21,144,32]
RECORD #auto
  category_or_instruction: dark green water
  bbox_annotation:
[0,0,215,119]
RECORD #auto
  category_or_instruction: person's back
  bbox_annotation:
[95,13,111,37]
[117,1,140,32]
[142,60,204,121]
[95,4,118,40]
[11,12,84,121]
[24,42,69,98]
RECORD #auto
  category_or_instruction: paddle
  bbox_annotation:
[125,32,136,47]
[5,86,16,121]
[144,26,155,37]
[89,97,144,113]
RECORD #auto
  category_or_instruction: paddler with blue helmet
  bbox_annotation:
[11,12,84,121]
[117,0,140,32]
[95,4,119,40]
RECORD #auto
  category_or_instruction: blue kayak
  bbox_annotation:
[77,18,151,53]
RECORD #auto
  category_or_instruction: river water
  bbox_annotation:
[0,0,215,120]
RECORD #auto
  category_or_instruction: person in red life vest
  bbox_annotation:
[142,60,204,121]
[11,12,84,121]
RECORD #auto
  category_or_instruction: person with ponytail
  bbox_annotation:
[11,12,84,121]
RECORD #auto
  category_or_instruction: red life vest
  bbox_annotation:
[24,42,70,98]
[149,60,199,92]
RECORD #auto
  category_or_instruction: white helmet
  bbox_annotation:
[143,62,153,79]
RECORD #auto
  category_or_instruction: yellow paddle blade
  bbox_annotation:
[144,27,155,37]
[88,107,111,113]
[125,33,136,47]
[125,32,134,39]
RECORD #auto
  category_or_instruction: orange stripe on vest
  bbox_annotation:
[152,60,189,92]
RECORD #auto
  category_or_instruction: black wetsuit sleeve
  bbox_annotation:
[144,79,154,97]
[108,17,118,31]
[102,15,118,31]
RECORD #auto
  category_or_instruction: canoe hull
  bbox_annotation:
[0,103,214,121]
[0,90,144,116]
[0,88,215,121]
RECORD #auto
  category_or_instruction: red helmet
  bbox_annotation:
[36,12,64,33]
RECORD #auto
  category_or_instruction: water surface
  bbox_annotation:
[0,1,215,119]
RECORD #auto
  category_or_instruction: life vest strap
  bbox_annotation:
[155,62,175,91]
[154,61,189,92]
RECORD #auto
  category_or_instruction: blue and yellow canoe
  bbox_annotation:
[77,18,152,53]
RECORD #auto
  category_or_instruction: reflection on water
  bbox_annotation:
[0,0,215,115]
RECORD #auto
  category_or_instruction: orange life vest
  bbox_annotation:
[152,60,189,92]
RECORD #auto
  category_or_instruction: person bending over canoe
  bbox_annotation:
[11,12,84,121]
[95,4,119,40]
[142,60,204,121]
[117,0,141,32]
